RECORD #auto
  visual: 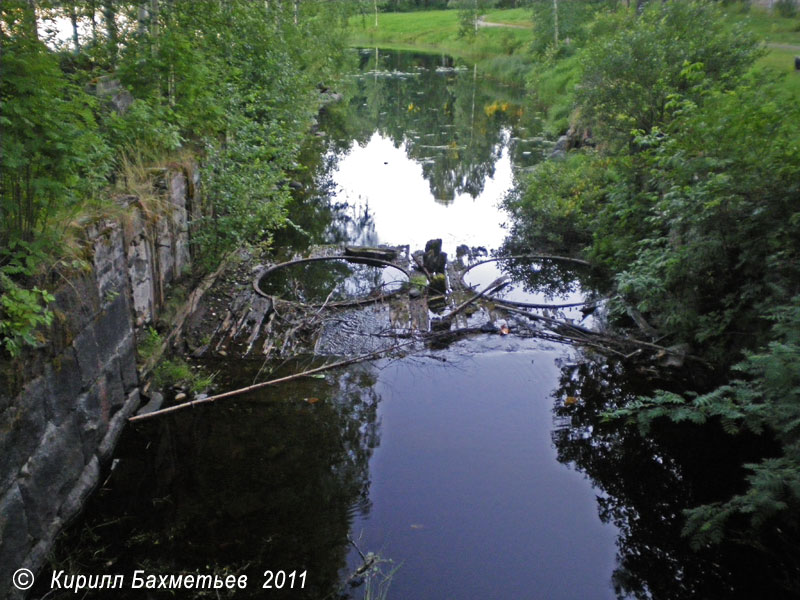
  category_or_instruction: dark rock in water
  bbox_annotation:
[344,246,398,262]
[428,273,447,294]
[423,238,447,274]
[425,239,442,254]
[456,244,471,260]
[471,246,488,258]
[136,392,164,416]
[480,321,498,333]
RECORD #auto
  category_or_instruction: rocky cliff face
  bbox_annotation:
[0,169,196,599]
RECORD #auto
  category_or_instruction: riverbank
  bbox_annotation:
[349,4,800,103]
[501,0,800,566]
[348,8,534,82]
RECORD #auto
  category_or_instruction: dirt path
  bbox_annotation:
[767,42,800,51]
[476,16,531,30]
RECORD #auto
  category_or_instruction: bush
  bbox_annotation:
[503,152,605,253]
[774,0,798,18]
[577,1,761,145]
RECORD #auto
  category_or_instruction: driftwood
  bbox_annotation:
[411,252,433,279]
[496,302,708,365]
[446,276,509,321]
[488,297,597,310]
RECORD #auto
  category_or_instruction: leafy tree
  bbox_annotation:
[0,0,352,356]
[615,298,800,551]
[507,0,800,545]
[577,1,761,145]
[529,0,618,55]
[1,0,109,357]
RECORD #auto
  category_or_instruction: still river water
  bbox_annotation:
[35,50,788,600]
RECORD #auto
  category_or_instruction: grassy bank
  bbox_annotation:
[349,5,799,94]
[502,1,800,555]
[348,8,534,81]
[735,3,800,95]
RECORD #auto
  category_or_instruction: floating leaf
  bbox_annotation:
[305,397,320,404]
[565,396,578,406]
[410,523,425,530]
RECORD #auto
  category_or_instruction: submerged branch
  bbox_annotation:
[447,275,509,320]
[129,339,417,422]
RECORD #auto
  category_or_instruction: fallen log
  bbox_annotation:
[129,339,417,422]
[447,276,509,321]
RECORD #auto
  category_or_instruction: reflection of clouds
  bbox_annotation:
[333,50,545,255]
[332,133,513,256]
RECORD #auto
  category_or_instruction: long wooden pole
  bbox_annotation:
[129,339,416,422]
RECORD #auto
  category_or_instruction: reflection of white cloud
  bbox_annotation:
[333,132,513,256]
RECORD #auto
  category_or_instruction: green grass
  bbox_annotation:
[727,3,800,45]
[482,8,533,27]
[348,9,533,63]
[724,3,800,96]
[756,48,800,96]
[154,358,215,393]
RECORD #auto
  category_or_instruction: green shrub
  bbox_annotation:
[153,358,215,393]
[774,0,798,18]
[0,272,54,357]
[577,1,762,145]
[137,327,163,362]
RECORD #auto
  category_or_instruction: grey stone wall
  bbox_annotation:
[0,170,194,599]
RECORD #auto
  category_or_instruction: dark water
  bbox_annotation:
[33,50,796,600]
[258,258,407,304]
[347,349,618,600]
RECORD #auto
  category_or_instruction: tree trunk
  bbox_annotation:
[553,0,559,46]
[25,0,38,40]
[103,1,118,65]
[69,3,80,51]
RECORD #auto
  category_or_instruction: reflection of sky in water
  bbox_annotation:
[331,132,512,256]
[463,261,587,320]
[260,259,407,303]
[349,352,618,600]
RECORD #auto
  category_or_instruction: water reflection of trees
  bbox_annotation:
[551,358,796,599]
[259,260,397,304]
[346,50,538,203]
[45,364,381,600]
[275,49,543,253]
[492,253,604,299]
[274,102,380,251]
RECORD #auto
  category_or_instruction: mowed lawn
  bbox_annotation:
[349,5,800,94]
[348,9,533,60]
